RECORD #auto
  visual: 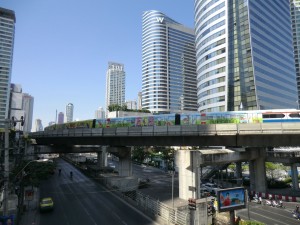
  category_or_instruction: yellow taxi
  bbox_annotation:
[39,197,54,212]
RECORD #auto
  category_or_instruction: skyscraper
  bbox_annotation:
[22,93,34,133]
[142,10,197,114]
[57,112,64,124]
[291,0,300,108]
[0,7,16,129]
[65,103,74,122]
[105,62,125,112]
[195,0,298,112]
[95,107,105,119]
[34,119,43,131]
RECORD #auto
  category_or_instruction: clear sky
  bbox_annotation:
[0,0,194,129]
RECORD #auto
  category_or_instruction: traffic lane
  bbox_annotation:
[237,203,299,225]
[39,159,157,225]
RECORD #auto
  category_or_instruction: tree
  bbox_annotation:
[265,162,278,181]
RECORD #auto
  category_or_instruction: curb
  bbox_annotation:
[250,191,300,202]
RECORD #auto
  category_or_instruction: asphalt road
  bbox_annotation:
[38,158,159,225]
[237,200,300,225]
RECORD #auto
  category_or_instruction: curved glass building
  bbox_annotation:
[195,0,298,112]
[142,10,197,114]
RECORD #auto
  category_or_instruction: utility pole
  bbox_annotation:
[2,116,24,216]
[3,118,10,216]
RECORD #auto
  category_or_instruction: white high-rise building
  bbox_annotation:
[95,107,105,119]
[65,103,74,122]
[10,84,34,132]
[137,92,142,110]
[125,100,137,110]
[105,62,125,115]
[35,119,43,131]
[22,93,34,133]
[0,7,16,129]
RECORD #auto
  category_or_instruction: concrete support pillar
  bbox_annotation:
[249,148,267,193]
[117,147,132,177]
[97,147,107,168]
[291,164,299,190]
[235,162,242,186]
[177,150,200,200]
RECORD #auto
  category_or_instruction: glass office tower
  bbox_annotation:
[142,10,197,114]
[195,0,298,112]
[291,0,300,109]
[0,7,16,129]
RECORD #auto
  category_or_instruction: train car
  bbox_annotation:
[95,114,177,128]
[44,119,95,131]
[261,109,300,123]
[43,109,300,131]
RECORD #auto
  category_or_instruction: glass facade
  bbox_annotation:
[142,10,197,114]
[291,0,300,108]
[195,0,227,112]
[195,0,298,112]
[0,7,15,129]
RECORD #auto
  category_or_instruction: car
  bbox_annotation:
[108,162,116,168]
[203,183,220,195]
[200,187,211,198]
[39,197,54,212]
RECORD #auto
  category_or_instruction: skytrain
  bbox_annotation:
[44,109,300,131]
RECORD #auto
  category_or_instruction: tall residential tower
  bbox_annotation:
[105,62,125,113]
[0,7,16,128]
[65,103,74,122]
[142,10,197,114]
[195,0,298,112]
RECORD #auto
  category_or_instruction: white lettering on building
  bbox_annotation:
[156,17,164,23]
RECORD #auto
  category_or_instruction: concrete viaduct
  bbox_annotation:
[28,123,300,200]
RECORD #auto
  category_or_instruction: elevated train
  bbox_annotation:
[44,109,300,131]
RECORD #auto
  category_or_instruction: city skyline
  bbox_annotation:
[0,0,194,128]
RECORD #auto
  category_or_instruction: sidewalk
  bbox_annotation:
[19,187,39,225]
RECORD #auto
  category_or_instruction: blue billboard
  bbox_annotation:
[217,187,246,212]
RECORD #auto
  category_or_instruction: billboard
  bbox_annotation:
[217,187,246,212]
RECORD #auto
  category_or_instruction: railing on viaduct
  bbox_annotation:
[29,123,300,147]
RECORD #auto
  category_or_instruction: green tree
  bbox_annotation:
[265,162,278,180]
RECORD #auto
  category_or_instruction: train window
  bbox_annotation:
[263,113,285,118]
[289,113,300,118]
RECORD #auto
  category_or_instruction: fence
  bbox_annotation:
[121,190,190,225]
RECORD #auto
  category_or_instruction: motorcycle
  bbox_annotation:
[277,200,284,208]
[265,199,272,206]
[253,197,262,204]
[292,211,300,220]
[272,200,279,207]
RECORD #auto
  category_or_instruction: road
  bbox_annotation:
[237,201,300,225]
[38,158,159,225]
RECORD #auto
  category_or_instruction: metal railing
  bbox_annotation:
[29,123,300,138]
[121,191,189,225]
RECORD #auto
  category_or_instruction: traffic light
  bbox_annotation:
[21,116,24,126]
[207,203,215,216]
[11,116,16,127]
[188,198,196,210]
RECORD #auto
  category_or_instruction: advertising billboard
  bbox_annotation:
[217,187,246,212]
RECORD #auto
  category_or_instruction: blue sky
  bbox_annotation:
[0,0,194,128]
